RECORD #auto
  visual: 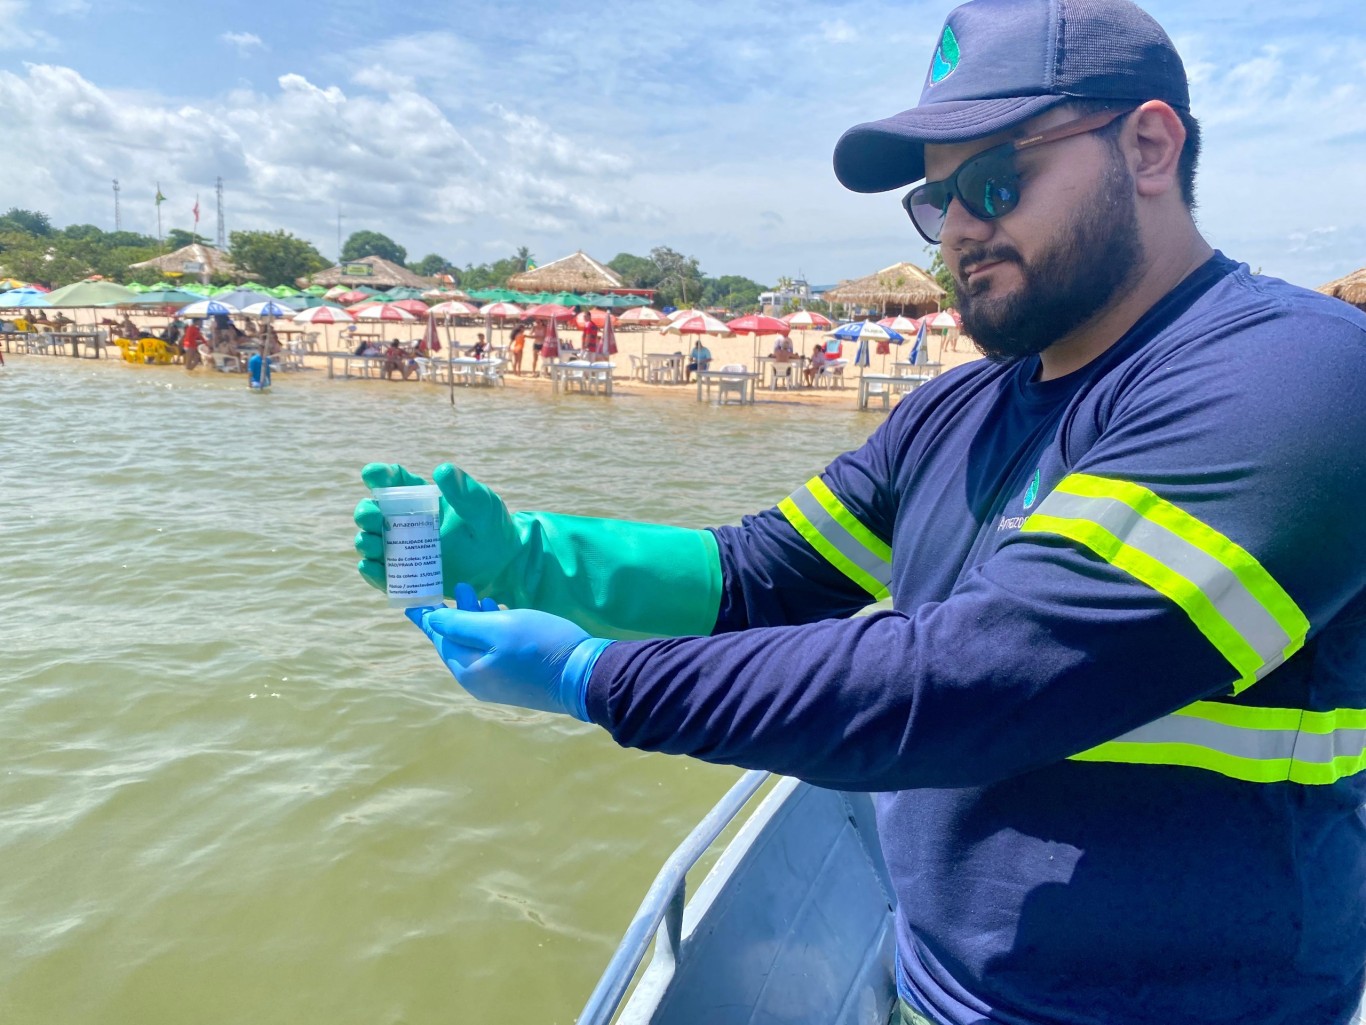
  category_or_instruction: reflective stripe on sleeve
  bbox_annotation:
[1070,701,1366,784]
[779,476,892,600]
[1022,474,1308,693]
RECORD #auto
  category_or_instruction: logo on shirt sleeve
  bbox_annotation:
[1023,468,1041,509]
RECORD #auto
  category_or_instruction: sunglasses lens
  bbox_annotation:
[906,184,950,243]
[958,154,1020,220]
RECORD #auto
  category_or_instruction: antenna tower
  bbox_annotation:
[112,179,121,231]
[215,177,226,249]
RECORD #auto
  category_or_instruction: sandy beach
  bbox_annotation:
[24,306,984,408]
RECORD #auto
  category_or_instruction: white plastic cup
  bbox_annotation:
[372,484,444,608]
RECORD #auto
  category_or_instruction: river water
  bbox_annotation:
[0,357,879,1025]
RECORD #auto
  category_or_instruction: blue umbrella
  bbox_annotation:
[177,299,239,317]
[240,300,292,318]
[854,337,872,368]
[830,320,903,344]
[0,289,51,308]
[906,320,928,367]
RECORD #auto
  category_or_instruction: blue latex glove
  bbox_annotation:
[406,583,613,722]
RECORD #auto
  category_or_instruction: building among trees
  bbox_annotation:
[128,244,240,284]
[821,261,945,319]
[308,255,433,290]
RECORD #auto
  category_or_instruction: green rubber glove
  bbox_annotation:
[353,462,722,640]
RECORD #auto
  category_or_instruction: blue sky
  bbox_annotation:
[2,0,1363,290]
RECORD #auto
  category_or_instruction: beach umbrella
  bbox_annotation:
[618,306,666,326]
[830,320,902,344]
[333,290,370,305]
[877,315,921,333]
[927,309,960,329]
[727,312,791,365]
[292,305,354,325]
[323,285,352,299]
[541,310,561,361]
[524,303,577,321]
[241,301,293,318]
[598,308,619,360]
[905,319,930,370]
[854,336,873,380]
[123,287,205,308]
[293,297,344,310]
[177,299,241,317]
[375,298,431,317]
[0,277,29,291]
[216,288,277,309]
[0,288,52,308]
[782,310,834,330]
[354,303,417,323]
[479,301,524,319]
[662,310,732,336]
[303,285,328,296]
[427,300,480,317]
[577,310,619,329]
[45,280,138,307]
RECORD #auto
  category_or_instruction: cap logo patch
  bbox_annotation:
[930,24,960,84]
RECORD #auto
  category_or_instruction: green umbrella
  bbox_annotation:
[44,280,139,307]
[125,282,150,293]
[272,285,303,297]
[124,287,208,306]
[551,291,585,306]
[303,285,328,296]
[294,296,345,309]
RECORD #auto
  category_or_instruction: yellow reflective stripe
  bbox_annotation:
[779,495,891,600]
[807,476,892,562]
[1057,474,1309,658]
[1023,474,1309,693]
[1070,700,1366,785]
[1021,512,1263,686]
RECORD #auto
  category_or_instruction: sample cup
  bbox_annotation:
[372,484,444,608]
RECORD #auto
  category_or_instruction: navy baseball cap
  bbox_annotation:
[833,0,1189,193]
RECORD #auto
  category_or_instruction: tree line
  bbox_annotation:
[0,208,772,310]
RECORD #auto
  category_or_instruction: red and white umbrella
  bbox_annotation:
[385,299,431,317]
[782,310,833,330]
[428,300,480,316]
[354,303,417,323]
[479,301,524,319]
[292,306,354,325]
[662,310,733,336]
[927,309,961,329]
[595,310,619,360]
[523,303,577,321]
[727,313,791,364]
[618,306,666,326]
[333,290,371,305]
[577,310,619,328]
[878,315,921,333]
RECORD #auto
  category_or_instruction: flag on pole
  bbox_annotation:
[155,186,166,205]
[525,257,537,271]
[192,196,200,228]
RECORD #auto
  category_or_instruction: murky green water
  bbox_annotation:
[0,358,877,1025]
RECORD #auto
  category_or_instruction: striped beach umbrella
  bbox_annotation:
[427,300,480,317]
[782,310,833,330]
[241,301,293,318]
[292,306,354,325]
[353,303,417,323]
[177,299,240,317]
[479,301,524,319]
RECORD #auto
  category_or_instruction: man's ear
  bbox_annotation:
[1129,100,1185,199]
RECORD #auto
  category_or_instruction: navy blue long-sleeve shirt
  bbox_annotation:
[585,255,1366,1025]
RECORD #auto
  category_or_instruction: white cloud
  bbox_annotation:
[820,19,858,44]
[0,0,55,51]
[220,31,265,57]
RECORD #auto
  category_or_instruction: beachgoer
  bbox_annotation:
[471,333,487,360]
[118,315,138,341]
[509,323,527,375]
[685,340,711,381]
[358,3,1366,1024]
[382,339,416,380]
[182,319,203,370]
[581,314,600,357]
[803,342,827,386]
[530,320,546,373]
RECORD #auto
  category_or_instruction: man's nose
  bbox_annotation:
[939,195,995,252]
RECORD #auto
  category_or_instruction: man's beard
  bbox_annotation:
[953,154,1143,365]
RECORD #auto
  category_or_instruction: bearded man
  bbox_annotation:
[358,1,1366,1021]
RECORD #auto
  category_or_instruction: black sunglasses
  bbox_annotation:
[902,106,1136,245]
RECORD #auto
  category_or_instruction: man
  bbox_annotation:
[685,338,712,381]
[354,1,1366,1022]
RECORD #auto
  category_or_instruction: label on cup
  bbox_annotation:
[382,512,443,599]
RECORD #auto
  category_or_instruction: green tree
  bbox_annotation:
[608,252,661,290]
[0,241,91,286]
[62,223,105,242]
[927,248,957,309]
[0,208,52,237]
[702,274,767,312]
[649,246,704,308]
[411,253,451,277]
[459,249,534,290]
[341,230,406,265]
[230,229,328,287]
[165,228,210,251]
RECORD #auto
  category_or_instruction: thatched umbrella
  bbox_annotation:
[1316,268,1366,310]
[822,262,945,318]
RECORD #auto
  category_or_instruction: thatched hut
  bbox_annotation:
[308,255,433,290]
[128,244,240,283]
[822,262,945,318]
[1316,268,1366,312]
[506,251,629,294]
